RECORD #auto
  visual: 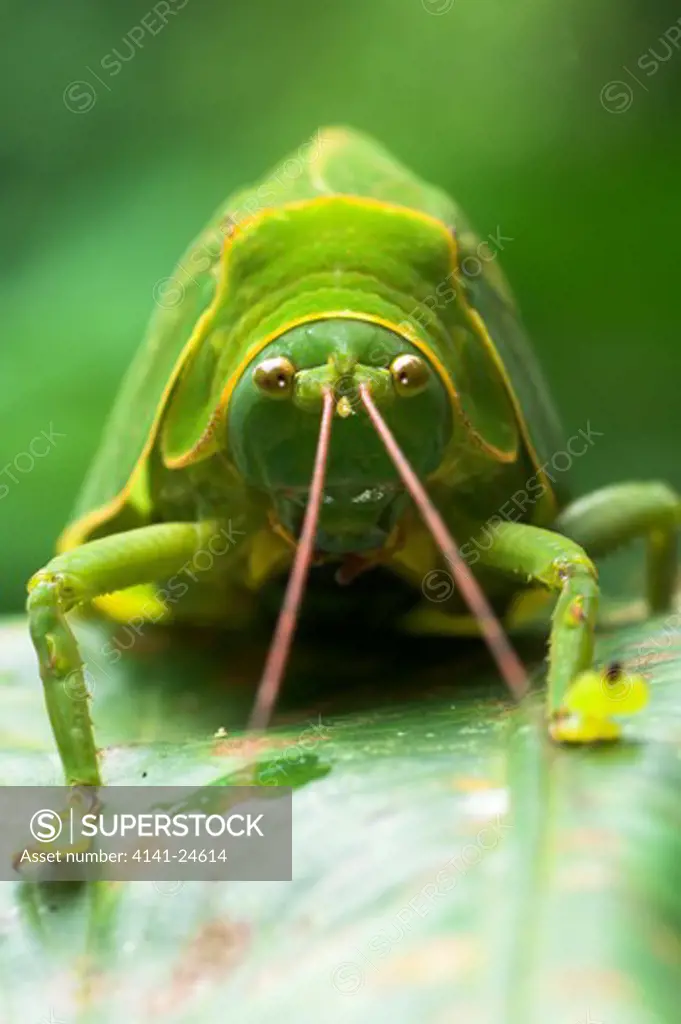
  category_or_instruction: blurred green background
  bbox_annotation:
[2,0,680,613]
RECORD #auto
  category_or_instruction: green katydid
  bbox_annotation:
[28,126,679,787]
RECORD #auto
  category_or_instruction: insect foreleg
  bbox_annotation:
[27,520,224,785]
[472,522,600,714]
[471,520,652,742]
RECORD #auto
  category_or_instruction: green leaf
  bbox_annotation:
[1,607,680,1023]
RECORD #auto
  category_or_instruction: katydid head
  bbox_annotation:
[228,319,451,553]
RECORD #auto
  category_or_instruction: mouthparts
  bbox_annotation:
[274,482,401,554]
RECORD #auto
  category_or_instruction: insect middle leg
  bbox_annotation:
[554,481,679,614]
[27,520,224,786]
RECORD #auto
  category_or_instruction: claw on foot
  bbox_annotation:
[550,661,649,744]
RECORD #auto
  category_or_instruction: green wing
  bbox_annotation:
[63,212,227,546]
[456,231,571,512]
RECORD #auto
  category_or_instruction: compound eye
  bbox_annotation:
[253,356,296,399]
[390,354,429,397]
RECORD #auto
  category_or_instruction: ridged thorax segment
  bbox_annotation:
[210,195,465,410]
